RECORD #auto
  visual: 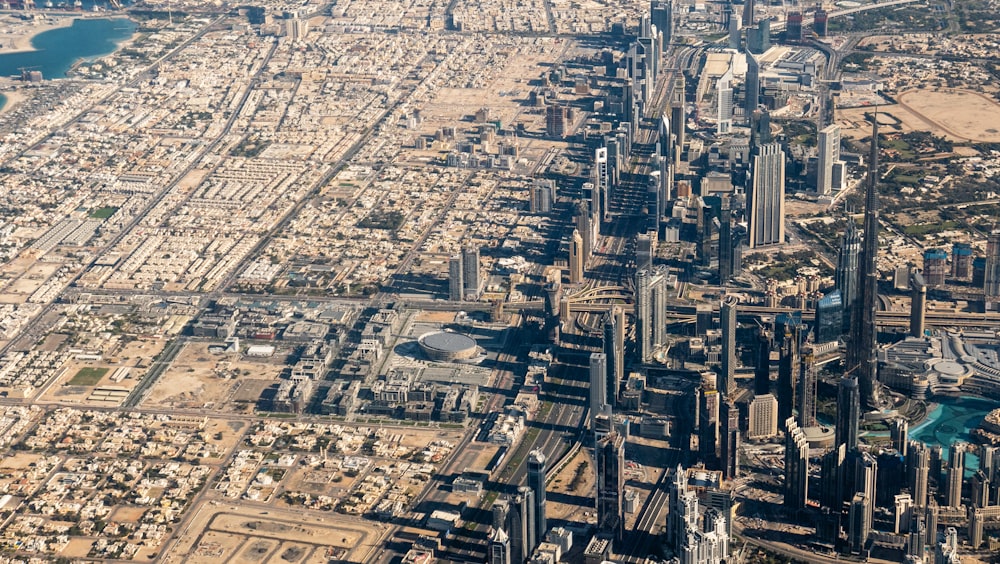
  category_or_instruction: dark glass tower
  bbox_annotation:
[527,450,547,543]
[849,116,883,410]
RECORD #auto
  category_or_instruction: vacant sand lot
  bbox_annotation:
[896,89,1000,142]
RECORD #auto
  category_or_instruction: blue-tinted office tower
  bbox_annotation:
[815,290,843,344]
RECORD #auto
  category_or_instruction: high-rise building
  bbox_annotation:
[786,11,803,41]
[891,418,909,456]
[820,444,846,510]
[848,493,871,554]
[797,351,817,428]
[448,254,464,301]
[747,18,770,54]
[720,399,740,480]
[545,104,569,138]
[817,124,841,195]
[596,432,625,548]
[849,117,884,410]
[784,417,809,509]
[926,501,939,548]
[506,488,535,564]
[946,443,964,508]
[635,267,669,363]
[814,8,828,36]
[923,248,948,287]
[670,75,686,167]
[906,513,926,560]
[951,242,973,280]
[651,1,673,43]
[717,67,734,135]
[461,245,482,300]
[569,229,585,284]
[814,290,844,343]
[745,53,760,118]
[603,307,625,408]
[907,441,930,508]
[576,200,596,265]
[754,329,771,396]
[911,272,927,337]
[747,142,785,248]
[720,296,738,396]
[531,179,556,213]
[667,465,701,551]
[748,393,778,440]
[854,452,878,526]
[488,528,512,564]
[527,450,547,543]
[594,147,609,222]
[742,0,755,27]
[699,386,720,468]
[776,314,801,430]
[985,231,1000,302]
[718,200,735,282]
[590,353,608,430]
[837,221,861,328]
[894,493,913,534]
[936,526,959,563]
[836,376,860,451]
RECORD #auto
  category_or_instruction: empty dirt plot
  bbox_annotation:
[167,505,388,564]
[896,89,1000,142]
[143,342,285,410]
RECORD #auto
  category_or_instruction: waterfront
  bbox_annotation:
[0,16,135,109]
[911,395,998,470]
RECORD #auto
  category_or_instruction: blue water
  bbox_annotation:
[911,395,999,472]
[0,17,136,80]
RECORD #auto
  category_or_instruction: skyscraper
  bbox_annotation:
[720,399,740,480]
[590,352,608,429]
[837,221,861,317]
[776,314,801,430]
[848,493,871,554]
[753,329,771,396]
[527,450,547,543]
[784,417,809,509]
[814,290,844,343]
[718,200,734,282]
[985,230,1000,302]
[820,444,846,510]
[946,444,964,508]
[849,117,884,410]
[910,272,927,337]
[596,432,625,548]
[604,307,625,407]
[461,245,481,300]
[569,229,584,284]
[635,267,669,363]
[531,178,556,213]
[717,67,734,135]
[594,147,609,222]
[907,441,930,508]
[651,0,672,43]
[748,393,778,440]
[836,376,860,451]
[506,488,534,564]
[744,53,760,118]
[720,296,738,396]
[817,124,841,195]
[448,254,464,301]
[488,528,512,564]
[667,465,701,551]
[746,142,785,248]
[742,0,755,27]
[699,386,720,468]
[670,74,686,167]
[797,351,817,428]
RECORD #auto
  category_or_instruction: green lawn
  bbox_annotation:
[88,206,118,219]
[68,367,109,386]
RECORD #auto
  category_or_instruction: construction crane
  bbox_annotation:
[108,0,121,9]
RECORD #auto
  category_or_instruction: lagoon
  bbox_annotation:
[0,17,135,109]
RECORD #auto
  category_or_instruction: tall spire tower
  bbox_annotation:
[849,113,883,410]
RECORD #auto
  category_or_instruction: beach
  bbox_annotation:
[0,15,75,55]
